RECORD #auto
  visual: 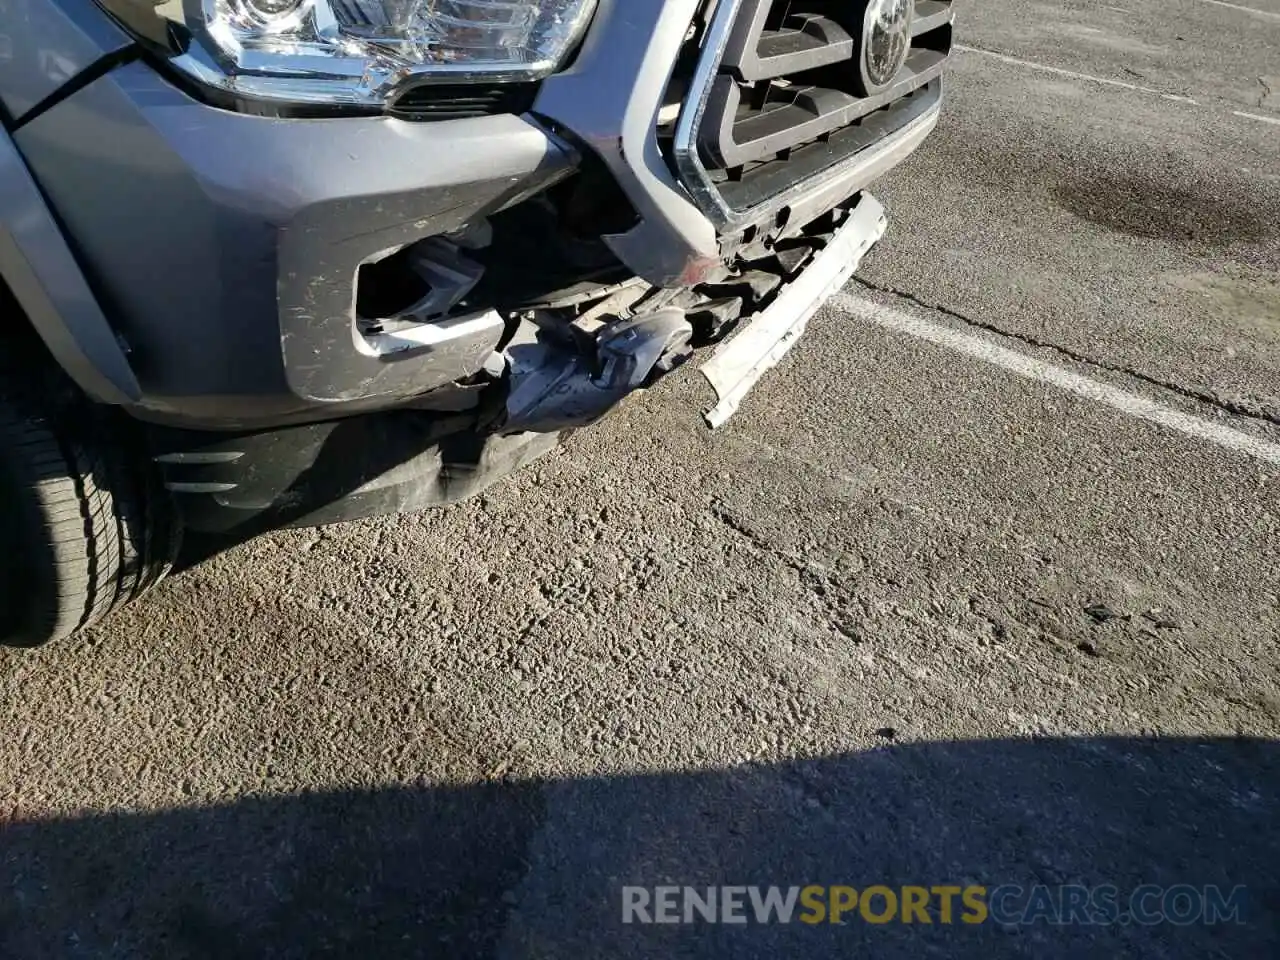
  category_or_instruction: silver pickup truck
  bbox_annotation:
[0,0,952,645]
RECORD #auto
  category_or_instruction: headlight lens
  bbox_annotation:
[130,0,598,105]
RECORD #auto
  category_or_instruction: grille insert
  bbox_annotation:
[673,0,953,226]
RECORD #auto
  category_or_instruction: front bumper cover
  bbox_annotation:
[13,59,579,430]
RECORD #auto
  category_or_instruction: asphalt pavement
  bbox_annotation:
[3,1,1279,957]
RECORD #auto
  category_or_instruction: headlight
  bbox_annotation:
[104,0,599,106]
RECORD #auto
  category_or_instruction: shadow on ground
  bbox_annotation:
[2,736,1276,958]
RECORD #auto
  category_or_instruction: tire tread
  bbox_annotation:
[1,350,180,647]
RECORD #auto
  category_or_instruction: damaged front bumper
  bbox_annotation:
[698,195,886,428]
[153,193,889,535]
[19,0,944,532]
[498,193,887,434]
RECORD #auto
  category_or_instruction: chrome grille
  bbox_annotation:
[673,0,953,229]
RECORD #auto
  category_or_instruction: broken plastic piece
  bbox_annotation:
[688,297,745,344]
[503,309,693,434]
[700,193,887,429]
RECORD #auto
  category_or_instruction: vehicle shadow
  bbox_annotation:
[1,736,1276,959]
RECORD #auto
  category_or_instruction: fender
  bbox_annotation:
[0,0,133,124]
[0,126,139,404]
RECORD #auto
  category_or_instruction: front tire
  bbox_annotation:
[0,357,180,648]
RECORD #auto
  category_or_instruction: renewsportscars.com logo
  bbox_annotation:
[621,884,1247,927]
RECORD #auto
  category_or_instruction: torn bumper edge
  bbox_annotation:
[699,193,888,429]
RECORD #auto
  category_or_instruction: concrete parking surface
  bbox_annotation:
[3,0,1279,956]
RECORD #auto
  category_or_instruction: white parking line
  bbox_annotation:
[1234,110,1280,126]
[954,44,1200,105]
[1196,0,1280,22]
[830,292,1280,468]
[956,44,1280,128]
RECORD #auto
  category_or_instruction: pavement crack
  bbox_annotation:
[709,502,870,640]
[851,277,1280,428]
[710,503,809,578]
